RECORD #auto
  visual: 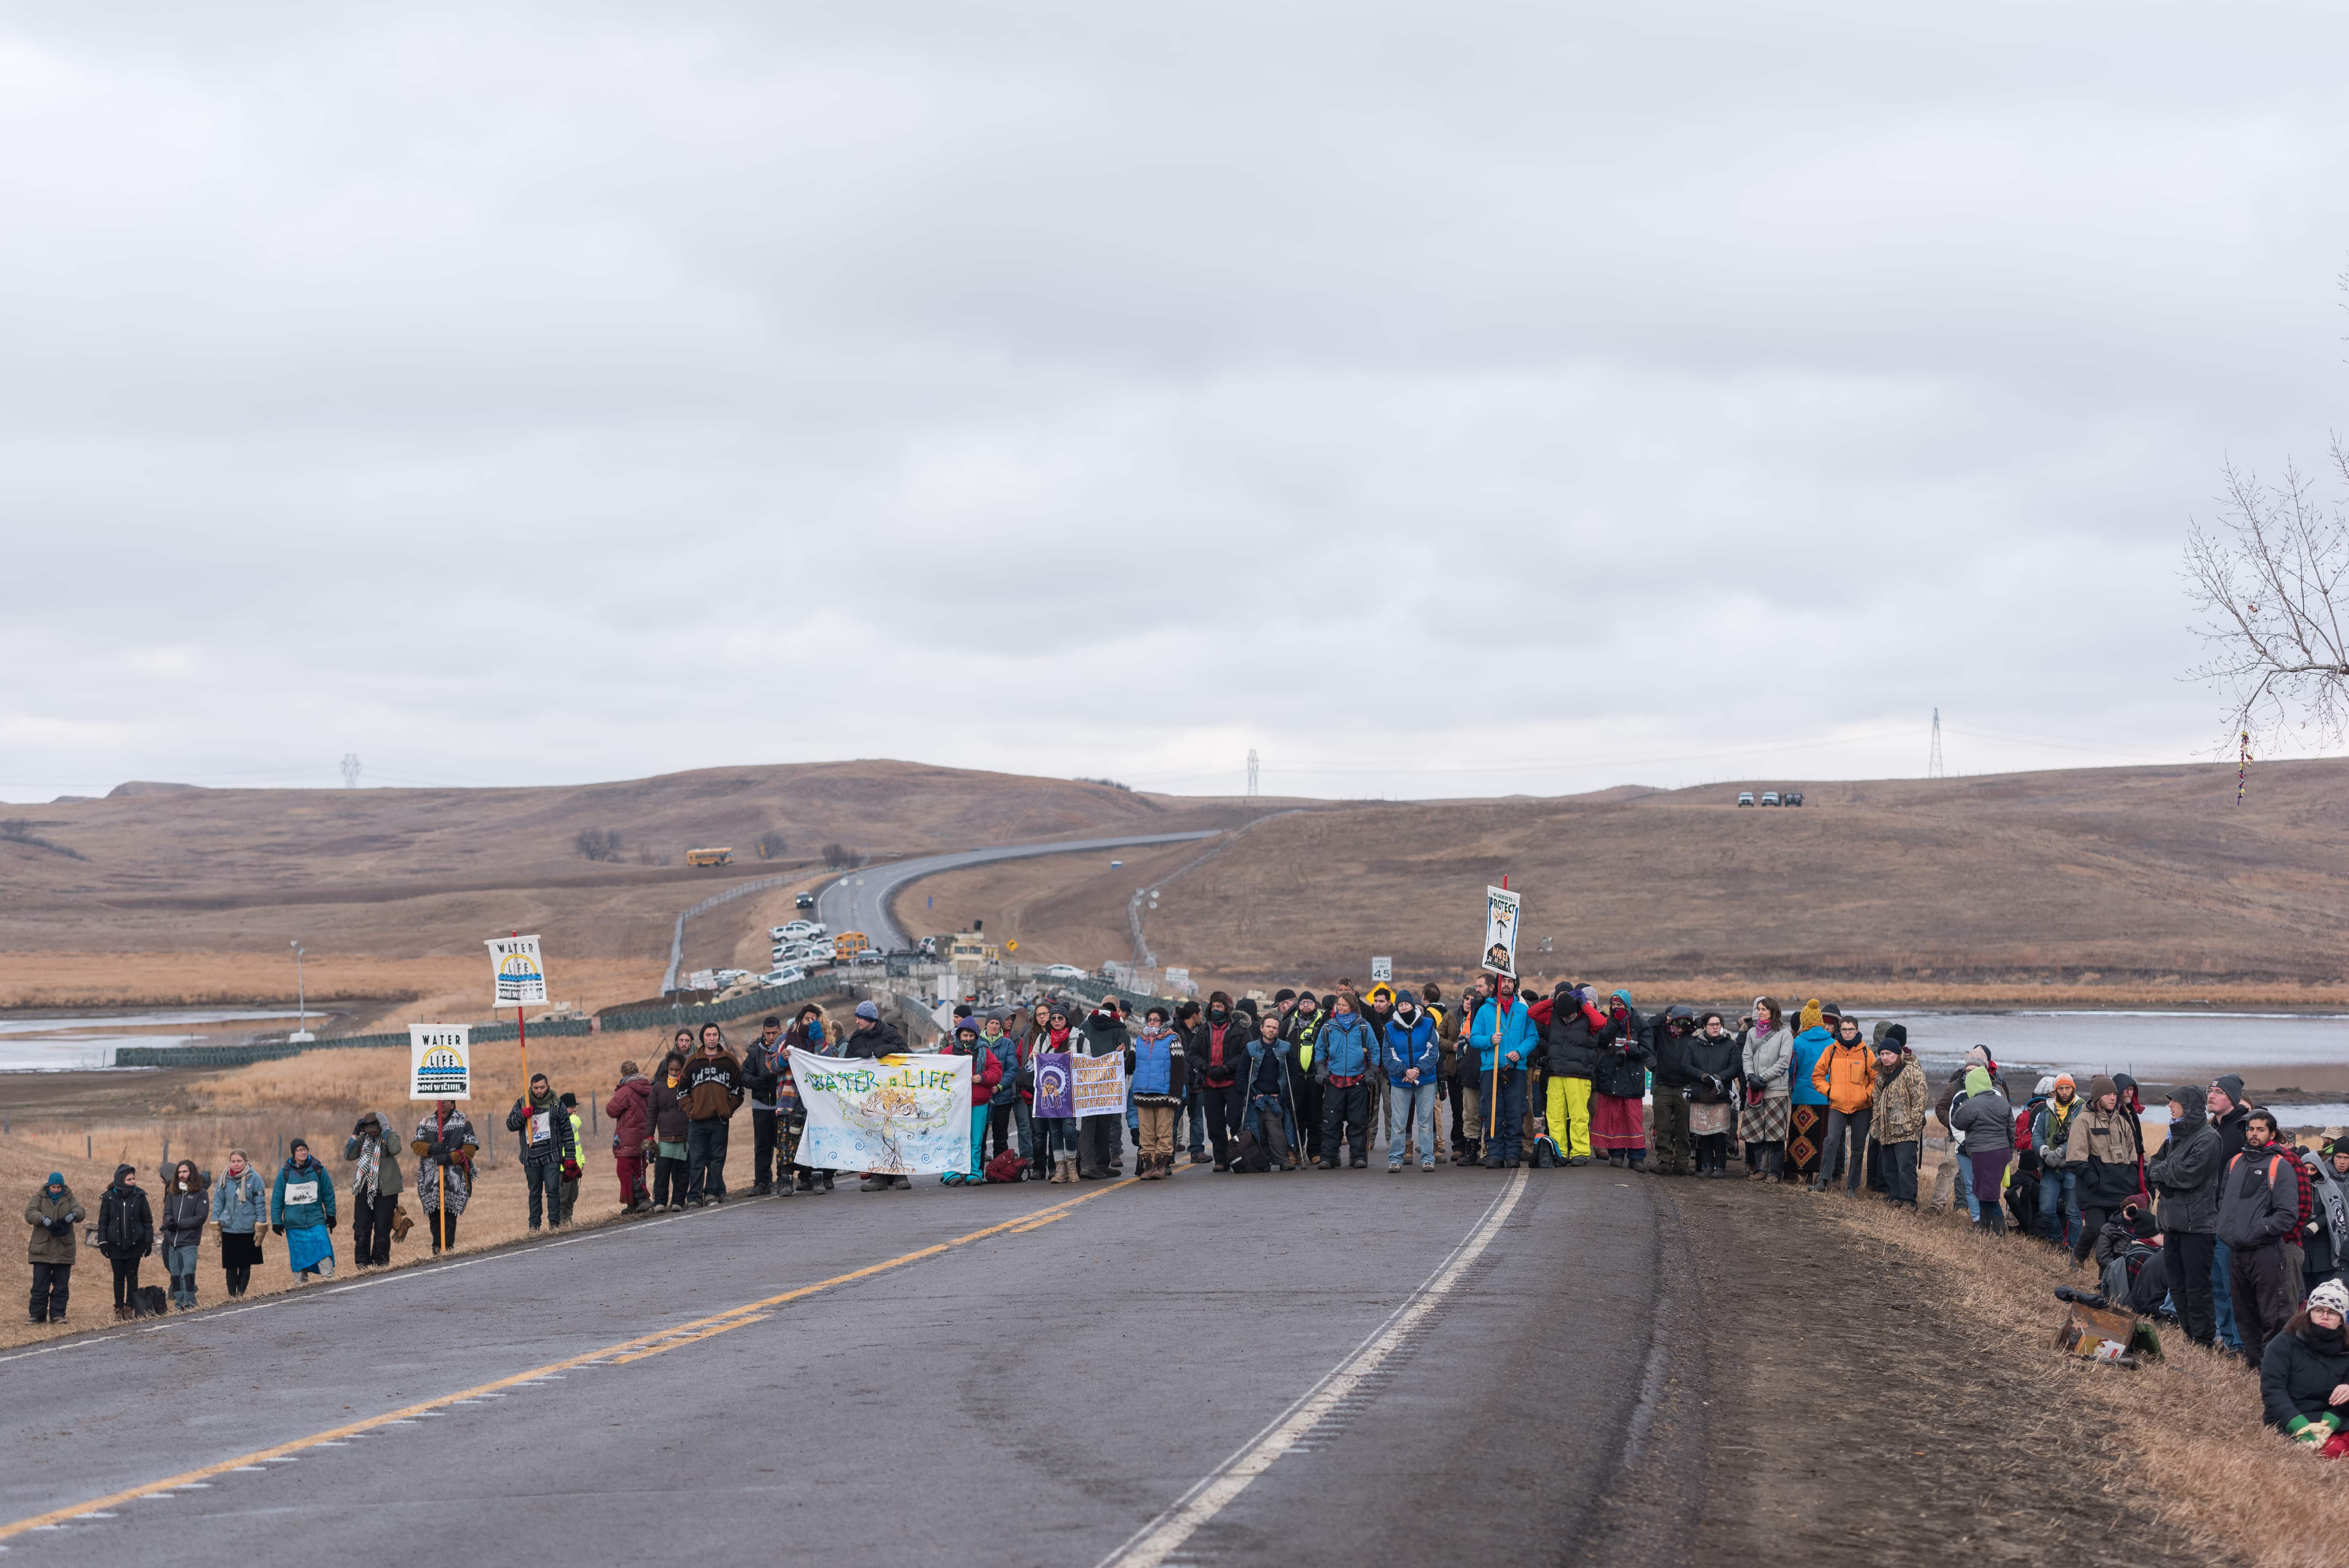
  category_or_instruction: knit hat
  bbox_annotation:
[46,1172,64,1187]
[1613,988,1636,1009]
[2034,1075,2057,1097]
[2310,1279,2349,1317]
[1273,988,1296,1004]
[955,1021,979,1038]
[1964,1045,1990,1069]
[1964,1067,1992,1096]
[1797,999,1822,1032]
[2053,1073,2075,1092]
[1871,1020,1893,1046]
[2087,1074,2117,1102]
[1821,1001,1845,1020]
[2214,1073,2246,1102]
[854,1000,880,1021]
[287,1138,309,1154]
[1882,1023,1907,1049]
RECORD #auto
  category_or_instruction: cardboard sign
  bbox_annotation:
[1072,1052,1127,1119]
[408,1024,472,1101]
[487,935,549,1008]
[1480,887,1520,978]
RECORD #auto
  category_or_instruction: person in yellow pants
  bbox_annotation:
[1541,983,1603,1165]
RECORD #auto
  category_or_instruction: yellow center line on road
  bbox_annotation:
[0,1170,1152,1543]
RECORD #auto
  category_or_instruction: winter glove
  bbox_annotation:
[324,1214,338,1231]
[272,1223,286,1236]
[49,1219,73,1238]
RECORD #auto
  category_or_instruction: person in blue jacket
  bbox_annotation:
[1382,994,1441,1172]
[1243,1012,1300,1169]
[1126,1006,1189,1180]
[1467,975,1540,1167]
[1312,995,1379,1169]
[270,1137,338,1283]
[1786,1000,1836,1185]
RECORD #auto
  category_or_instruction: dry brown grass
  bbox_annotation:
[1827,1160,2349,1568]
[0,952,663,1022]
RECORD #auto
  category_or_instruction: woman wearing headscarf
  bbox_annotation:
[1738,997,1793,1181]
[271,1137,338,1282]
[25,1171,83,1324]
[410,1103,478,1254]
[1589,991,1651,1169]
[157,1159,210,1311]
[1785,1000,1834,1186]
[97,1164,155,1320]
[1948,1067,2014,1236]
[211,1149,267,1297]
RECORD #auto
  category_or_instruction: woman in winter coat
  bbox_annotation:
[2261,1278,2349,1452]
[210,1149,267,1297]
[342,1109,406,1269]
[1684,1012,1744,1178]
[1809,1012,1876,1195]
[2305,1137,2349,1297]
[1032,1005,1084,1184]
[410,1102,478,1254]
[96,1164,155,1320]
[1947,1067,2014,1235]
[980,1015,1023,1167]
[607,1062,654,1212]
[1737,997,1793,1181]
[1786,1000,1835,1185]
[270,1138,338,1282]
[939,1021,1002,1185]
[648,1042,694,1210]
[1590,991,1652,1169]
[25,1172,83,1325]
[157,1160,210,1311]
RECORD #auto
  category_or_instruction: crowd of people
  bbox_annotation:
[26,973,2349,1458]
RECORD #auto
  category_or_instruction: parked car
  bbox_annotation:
[1039,963,1088,980]
[1760,791,1780,806]
[1786,792,1804,807]
[713,968,752,985]
[1737,791,1755,807]
[758,966,807,987]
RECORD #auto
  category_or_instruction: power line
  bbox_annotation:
[1245,748,1258,797]
[1928,709,1944,779]
[340,753,362,788]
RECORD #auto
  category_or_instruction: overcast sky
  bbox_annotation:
[3,1,2344,803]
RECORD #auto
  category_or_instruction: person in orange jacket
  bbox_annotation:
[1809,1012,1877,1196]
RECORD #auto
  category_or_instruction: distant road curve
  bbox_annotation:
[816,831,1221,951]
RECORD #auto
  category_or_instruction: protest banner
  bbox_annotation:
[1033,1052,1074,1119]
[1480,886,1521,978]
[486,935,549,1007]
[1072,1052,1127,1119]
[790,1048,973,1174]
[408,1025,471,1100]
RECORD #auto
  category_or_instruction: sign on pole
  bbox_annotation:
[1370,957,1392,984]
[486,935,549,1008]
[409,1024,472,1100]
[1479,887,1521,978]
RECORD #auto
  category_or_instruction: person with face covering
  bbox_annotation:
[1590,990,1651,1169]
[157,1159,211,1310]
[1076,999,1131,1180]
[270,1138,337,1283]
[2261,1278,2349,1454]
[1282,992,1327,1165]
[2149,1085,2225,1345]
[26,1171,83,1324]
[343,1109,406,1267]
[1382,994,1441,1172]
[411,1102,478,1254]
[2304,1138,2349,1297]
[210,1149,266,1296]
[1126,1007,1188,1180]
[1541,984,1603,1166]
[1467,975,1538,1169]
[97,1164,155,1320]
[1738,998,1793,1181]
[1192,993,1248,1172]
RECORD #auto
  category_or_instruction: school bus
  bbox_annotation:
[833,930,870,962]
[685,847,734,868]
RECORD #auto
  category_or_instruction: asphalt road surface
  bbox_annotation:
[817,831,1220,950]
[0,1164,1680,1567]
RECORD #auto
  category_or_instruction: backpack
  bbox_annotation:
[982,1150,1027,1184]
[1532,1136,1564,1168]
[1233,1128,1274,1173]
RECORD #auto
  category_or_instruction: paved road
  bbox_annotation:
[0,1165,1674,1567]
[817,831,1220,950]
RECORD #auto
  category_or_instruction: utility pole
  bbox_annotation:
[288,940,314,1042]
[1928,709,1944,779]
[1246,749,1259,798]
[340,754,362,788]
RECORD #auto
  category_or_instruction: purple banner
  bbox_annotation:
[1033,1050,1074,1119]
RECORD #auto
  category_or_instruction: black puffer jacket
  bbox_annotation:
[2261,1320,2349,1431]
[1682,1032,1742,1105]
[1543,994,1603,1080]
[1592,1006,1651,1100]
[97,1180,153,1262]
[1648,1009,1698,1089]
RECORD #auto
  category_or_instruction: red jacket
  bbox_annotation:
[607,1075,653,1158]
[956,1041,1003,1106]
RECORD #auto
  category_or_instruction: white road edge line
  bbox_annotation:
[1093,1167,1528,1568]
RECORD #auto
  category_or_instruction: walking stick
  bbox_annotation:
[435,1104,447,1256]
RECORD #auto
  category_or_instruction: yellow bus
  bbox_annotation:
[685,847,734,868]
[833,930,870,962]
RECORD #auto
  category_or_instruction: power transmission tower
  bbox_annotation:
[1245,749,1258,797]
[340,753,362,788]
[1927,710,1944,779]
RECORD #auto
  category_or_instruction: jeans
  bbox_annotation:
[2038,1168,2079,1246]
[1877,1140,1920,1206]
[1820,1106,1873,1192]
[1954,1147,1978,1219]
[1484,1067,1527,1164]
[1321,1080,1370,1164]
[351,1191,397,1265]
[524,1158,563,1228]
[1182,1087,1208,1156]
[2212,1238,2241,1351]
[30,1261,69,1322]
[2167,1229,2217,1344]
[750,1108,779,1190]
[1650,1089,1692,1172]
[1388,1080,1438,1166]
[162,1242,200,1307]
[687,1118,731,1200]
[1044,1117,1081,1160]
[1547,1076,1592,1160]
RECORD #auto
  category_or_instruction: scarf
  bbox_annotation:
[2311,1156,2349,1248]
[354,1136,381,1200]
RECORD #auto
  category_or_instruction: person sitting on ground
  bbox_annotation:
[2059,1076,2145,1273]
[1947,1067,2013,1236]
[2094,1201,2168,1317]
[2304,1137,2349,1297]
[1867,1027,1927,1206]
[269,1139,337,1283]
[2222,1108,2304,1371]
[2261,1278,2349,1454]
[2149,1085,2225,1346]
[25,1171,83,1326]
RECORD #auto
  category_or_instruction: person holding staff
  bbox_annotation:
[411,1102,478,1255]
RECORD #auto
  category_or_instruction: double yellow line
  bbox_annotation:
[0,1171,1153,1542]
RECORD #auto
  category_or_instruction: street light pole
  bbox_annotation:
[289,940,314,1042]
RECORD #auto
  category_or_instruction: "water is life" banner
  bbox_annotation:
[790,1048,973,1174]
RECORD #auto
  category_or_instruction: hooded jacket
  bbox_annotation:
[1810,1032,1875,1114]
[1465,995,1539,1073]
[98,1174,154,1261]
[1869,1055,1928,1144]
[1077,1008,1129,1060]
[1948,1070,2013,1156]
[1592,999,1651,1100]
[845,1019,909,1060]
[157,1169,212,1250]
[211,1163,267,1234]
[608,1073,654,1158]
[2148,1087,2223,1235]
[1381,1009,1440,1085]
[1788,1025,1834,1108]
[2217,1146,2303,1251]
[1194,1014,1247,1085]
[269,1156,336,1231]
[2058,1080,2145,1208]
[740,1032,787,1112]
[1314,1011,1377,1082]
[650,1062,692,1142]
[507,1086,584,1165]
[25,1182,83,1267]
[343,1110,406,1199]
[1649,1010,1699,1088]
[681,1051,745,1121]
[1544,994,1605,1080]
